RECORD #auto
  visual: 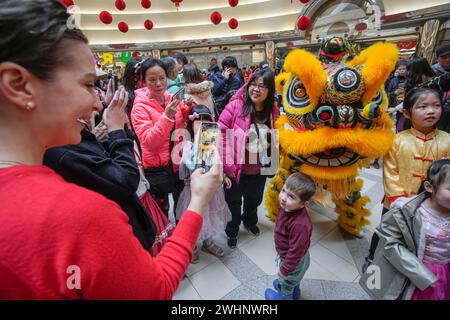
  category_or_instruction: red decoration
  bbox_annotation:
[210,11,222,25]
[171,0,183,10]
[286,41,294,46]
[144,19,153,30]
[228,18,239,30]
[141,0,151,9]
[397,41,417,50]
[229,0,239,7]
[297,16,310,31]
[99,11,113,24]
[355,22,367,32]
[300,0,310,4]
[115,0,126,11]
[118,21,129,33]
[59,0,74,7]
[132,51,140,57]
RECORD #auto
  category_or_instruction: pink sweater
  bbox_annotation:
[0,165,202,299]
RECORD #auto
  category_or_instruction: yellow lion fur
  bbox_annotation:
[347,42,398,104]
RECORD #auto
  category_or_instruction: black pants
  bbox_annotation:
[367,206,390,260]
[225,174,267,239]
[151,178,184,220]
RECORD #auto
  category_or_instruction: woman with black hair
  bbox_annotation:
[131,58,194,218]
[218,68,280,248]
[0,0,222,299]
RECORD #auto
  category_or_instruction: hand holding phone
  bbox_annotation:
[172,88,185,102]
[194,122,221,172]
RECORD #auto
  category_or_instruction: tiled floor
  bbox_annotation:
[172,167,384,300]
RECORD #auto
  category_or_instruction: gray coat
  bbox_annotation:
[359,194,437,299]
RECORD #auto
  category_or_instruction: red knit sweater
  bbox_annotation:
[0,166,202,299]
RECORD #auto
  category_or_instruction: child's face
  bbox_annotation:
[433,179,450,213]
[404,92,442,133]
[279,186,307,212]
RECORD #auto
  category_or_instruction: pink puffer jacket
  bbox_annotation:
[131,88,190,171]
[218,93,279,183]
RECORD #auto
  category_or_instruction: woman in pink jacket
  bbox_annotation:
[131,58,193,217]
[219,68,280,248]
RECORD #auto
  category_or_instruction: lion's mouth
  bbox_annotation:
[289,147,362,167]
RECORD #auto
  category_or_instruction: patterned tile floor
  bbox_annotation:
[172,167,383,300]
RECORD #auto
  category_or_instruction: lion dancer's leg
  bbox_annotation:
[333,179,371,237]
[264,152,297,221]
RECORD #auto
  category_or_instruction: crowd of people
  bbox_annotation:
[0,0,449,300]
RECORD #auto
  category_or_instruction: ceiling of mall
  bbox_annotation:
[71,0,449,48]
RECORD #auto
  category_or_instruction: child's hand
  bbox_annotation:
[224,176,232,189]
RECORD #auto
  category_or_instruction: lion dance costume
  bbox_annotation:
[265,37,398,236]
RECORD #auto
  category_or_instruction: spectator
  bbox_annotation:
[432,44,450,76]
[0,0,222,299]
[167,52,188,94]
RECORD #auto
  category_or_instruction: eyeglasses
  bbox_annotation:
[249,83,268,91]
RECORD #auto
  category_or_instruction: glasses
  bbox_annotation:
[249,83,268,91]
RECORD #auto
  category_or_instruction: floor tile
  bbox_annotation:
[185,245,219,277]
[309,244,359,282]
[309,210,337,245]
[173,277,201,300]
[303,259,340,281]
[299,279,326,300]
[321,280,370,300]
[221,285,264,300]
[220,248,266,284]
[318,228,355,266]
[189,260,241,300]
[238,231,278,275]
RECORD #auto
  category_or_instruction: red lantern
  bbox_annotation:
[300,0,310,4]
[144,19,153,30]
[59,0,74,7]
[115,0,126,11]
[355,22,367,32]
[141,0,151,9]
[118,21,129,33]
[229,0,239,7]
[171,0,183,10]
[228,18,238,30]
[210,11,222,25]
[297,16,310,31]
[132,51,140,57]
[99,11,113,24]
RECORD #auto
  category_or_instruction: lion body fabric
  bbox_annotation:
[265,41,398,236]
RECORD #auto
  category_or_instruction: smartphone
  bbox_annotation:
[172,88,185,102]
[194,121,221,172]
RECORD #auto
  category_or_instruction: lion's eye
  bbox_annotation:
[287,76,310,109]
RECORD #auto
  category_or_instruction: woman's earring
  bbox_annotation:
[25,101,35,110]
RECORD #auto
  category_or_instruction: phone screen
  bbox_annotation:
[172,88,185,102]
[194,122,221,172]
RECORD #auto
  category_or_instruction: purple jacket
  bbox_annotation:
[218,91,279,183]
[275,207,312,277]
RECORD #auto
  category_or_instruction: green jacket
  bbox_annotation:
[167,73,185,94]
[359,193,437,300]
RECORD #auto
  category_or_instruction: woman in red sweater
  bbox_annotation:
[0,0,222,299]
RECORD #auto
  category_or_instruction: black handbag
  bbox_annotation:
[143,126,176,194]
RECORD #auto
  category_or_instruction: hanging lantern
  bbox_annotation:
[210,11,222,25]
[171,0,183,11]
[141,0,151,9]
[118,21,129,33]
[355,22,367,32]
[99,11,113,24]
[228,18,238,30]
[115,0,126,11]
[132,51,141,58]
[297,16,310,31]
[300,0,310,4]
[144,19,153,30]
[59,0,74,7]
[229,0,239,7]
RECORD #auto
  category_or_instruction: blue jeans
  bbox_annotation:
[276,252,310,294]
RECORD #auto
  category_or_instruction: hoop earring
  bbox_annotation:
[25,101,35,110]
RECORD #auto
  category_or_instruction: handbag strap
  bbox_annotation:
[168,123,176,167]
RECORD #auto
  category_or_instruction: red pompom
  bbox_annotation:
[141,0,151,9]
[355,22,367,32]
[132,51,140,57]
[118,21,129,33]
[228,18,238,29]
[115,0,126,11]
[210,11,222,25]
[59,0,74,7]
[144,19,153,30]
[297,16,310,31]
[99,11,113,24]
[229,0,239,7]
[286,41,294,46]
